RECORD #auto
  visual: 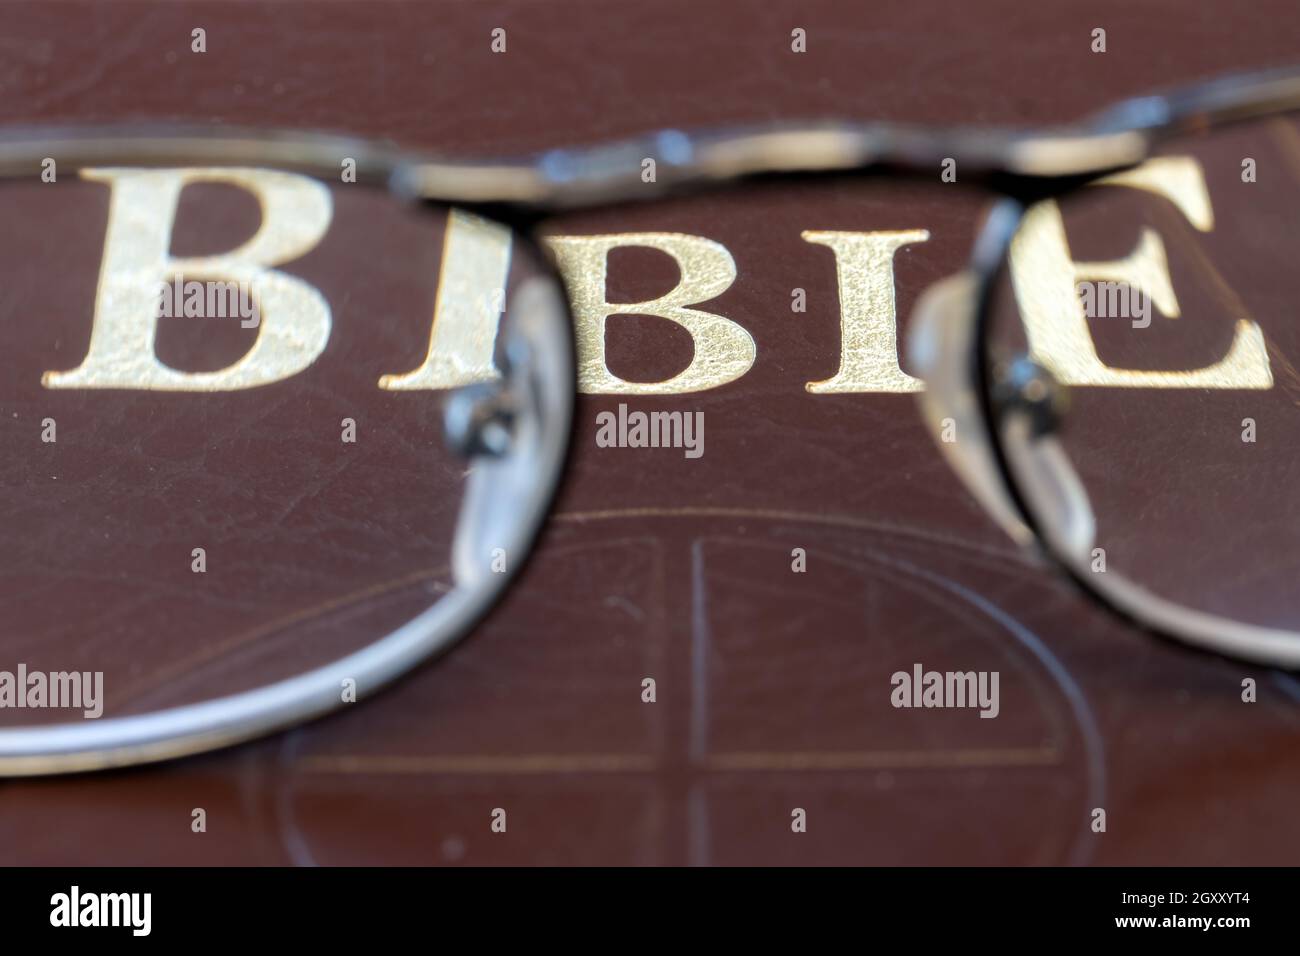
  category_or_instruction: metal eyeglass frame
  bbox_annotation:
[1,63,1297,776]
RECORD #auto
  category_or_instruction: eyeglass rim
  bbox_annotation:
[2,63,1298,771]
[962,101,1300,669]
[0,213,576,776]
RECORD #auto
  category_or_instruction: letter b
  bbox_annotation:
[546,233,755,394]
[44,168,333,392]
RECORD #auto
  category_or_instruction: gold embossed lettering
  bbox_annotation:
[379,209,512,390]
[802,230,930,393]
[44,168,333,392]
[546,233,753,394]
[1009,157,1271,389]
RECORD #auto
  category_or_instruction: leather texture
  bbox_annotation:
[1,0,1299,866]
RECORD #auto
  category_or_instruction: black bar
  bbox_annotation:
[0,867,1283,942]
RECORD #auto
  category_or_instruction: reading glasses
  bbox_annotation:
[2,64,1299,774]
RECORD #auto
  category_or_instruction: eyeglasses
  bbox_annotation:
[1,65,1297,775]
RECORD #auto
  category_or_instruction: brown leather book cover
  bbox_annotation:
[1,0,1298,866]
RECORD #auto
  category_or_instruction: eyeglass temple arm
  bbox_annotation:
[396,122,1149,209]
[0,119,1146,209]
[3,63,1299,209]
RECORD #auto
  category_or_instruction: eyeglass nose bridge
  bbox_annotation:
[447,275,574,590]
[906,269,1034,546]
[908,267,1103,564]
